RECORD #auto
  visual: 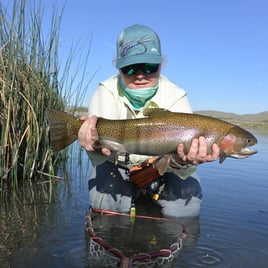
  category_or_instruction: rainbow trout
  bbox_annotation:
[46,108,257,168]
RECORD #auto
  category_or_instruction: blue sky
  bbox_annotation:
[3,0,268,114]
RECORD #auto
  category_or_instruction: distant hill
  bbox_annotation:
[194,110,268,129]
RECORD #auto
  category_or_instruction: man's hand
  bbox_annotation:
[78,116,111,156]
[176,136,220,165]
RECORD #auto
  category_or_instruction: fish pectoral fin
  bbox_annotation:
[92,140,103,152]
[153,155,171,176]
[219,151,226,164]
[93,140,127,154]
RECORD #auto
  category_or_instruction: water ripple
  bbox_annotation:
[176,234,268,268]
[196,250,221,265]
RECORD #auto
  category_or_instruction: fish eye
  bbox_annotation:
[246,137,255,144]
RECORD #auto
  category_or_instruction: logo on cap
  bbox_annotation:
[119,35,153,58]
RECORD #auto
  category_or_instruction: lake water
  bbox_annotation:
[0,129,267,267]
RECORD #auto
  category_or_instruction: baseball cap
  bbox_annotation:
[116,24,162,69]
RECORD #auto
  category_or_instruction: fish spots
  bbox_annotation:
[47,108,258,160]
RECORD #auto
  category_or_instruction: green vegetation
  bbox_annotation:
[0,1,91,194]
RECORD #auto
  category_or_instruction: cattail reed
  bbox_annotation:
[0,0,90,193]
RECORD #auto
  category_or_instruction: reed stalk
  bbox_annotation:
[0,0,91,195]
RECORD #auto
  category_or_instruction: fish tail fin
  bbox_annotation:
[46,108,82,152]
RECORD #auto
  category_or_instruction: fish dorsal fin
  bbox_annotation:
[143,108,171,117]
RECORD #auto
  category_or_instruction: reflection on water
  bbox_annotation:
[0,182,55,267]
[1,131,268,267]
[0,147,91,268]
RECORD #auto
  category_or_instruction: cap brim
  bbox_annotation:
[116,54,162,69]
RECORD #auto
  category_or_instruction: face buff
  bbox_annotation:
[119,77,158,110]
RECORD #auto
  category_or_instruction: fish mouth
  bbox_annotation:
[230,147,258,159]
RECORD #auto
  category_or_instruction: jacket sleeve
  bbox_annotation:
[86,77,124,166]
[88,83,120,119]
[168,93,193,114]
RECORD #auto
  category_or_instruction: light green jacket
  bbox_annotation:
[87,74,196,179]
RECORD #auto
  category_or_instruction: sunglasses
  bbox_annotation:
[121,63,159,75]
